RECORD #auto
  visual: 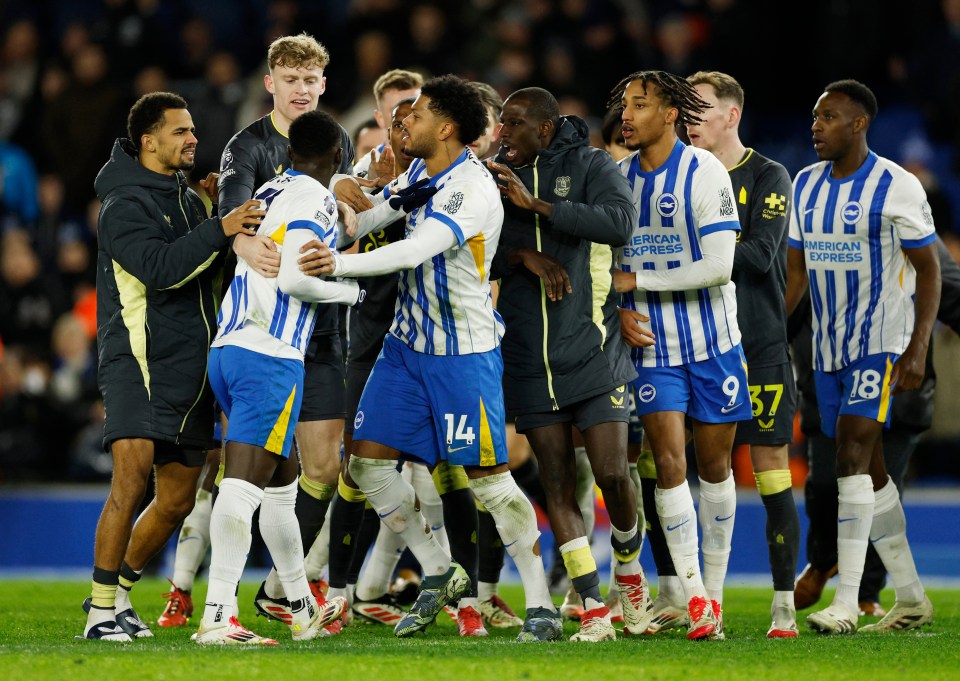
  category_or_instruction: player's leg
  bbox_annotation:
[433,461,482,634]
[83,437,154,641]
[796,431,840,611]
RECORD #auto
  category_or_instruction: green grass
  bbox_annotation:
[2,580,959,680]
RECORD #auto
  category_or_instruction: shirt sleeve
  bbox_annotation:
[278,229,360,305]
[733,162,792,274]
[333,218,460,278]
[216,134,258,219]
[692,153,741,237]
[890,172,937,249]
[633,228,736,292]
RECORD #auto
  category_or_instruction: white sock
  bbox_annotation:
[412,463,449,553]
[303,504,332,581]
[204,478,263,627]
[259,480,313,630]
[574,447,596,537]
[264,568,284,600]
[658,574,684,605]
[356,522,406,600]
[835,474,874,610]
[870,476,925,603]
[655,481,704,601]
[470,472,555,612]
[478,581,498,602]
[172,487,212,591]
[349,456,450,577]
[698,473,736,604]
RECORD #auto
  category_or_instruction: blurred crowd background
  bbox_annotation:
[2,0,960,485]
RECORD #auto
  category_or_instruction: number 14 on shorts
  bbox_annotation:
[444,413,475,446]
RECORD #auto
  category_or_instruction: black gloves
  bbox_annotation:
[388,178,438,213]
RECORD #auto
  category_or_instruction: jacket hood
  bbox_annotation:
[95,138,185,199]
[538,115,590,160]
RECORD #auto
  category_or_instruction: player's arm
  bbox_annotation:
[733,164,792,274]
[324,219,458,278]
[783,176,808,316]
[99,194,260,289]
[935,236,960,334]
[277,227,361,305]
[893,242,940,393]
[614,228,736,292]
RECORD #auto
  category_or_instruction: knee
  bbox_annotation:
[158,491,197,524]
[593,468,630,495]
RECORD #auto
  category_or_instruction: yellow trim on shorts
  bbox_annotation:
[561,545,597,579]
[265,384,297,455]
[755,469,792,496]
[877,356,893,423]
[478,398,496,467]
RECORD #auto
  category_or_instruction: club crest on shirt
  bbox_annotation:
[554,176,571,197]
[442,191,464,214]
[718,187,735,216]
[841,201,863,225]
[656,193,678,217]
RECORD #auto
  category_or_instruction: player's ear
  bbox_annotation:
[334,146,343,167]
[264,73,275,95]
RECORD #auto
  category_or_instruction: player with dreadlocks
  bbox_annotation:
[610,70,750,641]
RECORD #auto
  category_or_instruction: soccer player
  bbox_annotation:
[214,33,356,627]
[685,70,801,638]
[194,110,356,645]
[352,69,423,183]
[84,92,263,641]
[486,87,643,642]
[612,70,750,641]
[784,79,940,634]
[304,75,563,642]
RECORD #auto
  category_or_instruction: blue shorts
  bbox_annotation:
[814,353,896,438]
[208,345,304,457]
[353,334,508,468]
[631,344,752,423]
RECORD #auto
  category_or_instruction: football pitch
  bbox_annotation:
[2,580,959,680]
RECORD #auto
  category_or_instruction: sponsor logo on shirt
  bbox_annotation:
[442,191,464,214]
[624,233,683,257]
[803,239,863,263]
[762,193,787,219]
[719,187,735,216]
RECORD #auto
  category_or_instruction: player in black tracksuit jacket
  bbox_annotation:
[488,87,643,635]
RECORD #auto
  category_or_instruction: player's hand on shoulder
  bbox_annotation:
[335,177,375,212]
[511,248,571,301]
[233,233,280,278]
[613,269,637,293]
[388,177,437,213]
[221,199,263,238]
[299,239,337,276]
[618,307,656,348]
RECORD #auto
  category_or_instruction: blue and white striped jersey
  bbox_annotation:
[381,148,505,356]
[788,152,936,372]
[618,141,742,367]
[212,169,340,360]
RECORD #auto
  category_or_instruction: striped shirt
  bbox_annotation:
[788,152,936,371]
[618,140,742,367]
[381,148,505,356]
[212,170,339,360]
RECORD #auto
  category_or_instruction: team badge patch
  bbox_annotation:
[841,201,863,224]
[354,411,364,430]
[637,384,656,403]
[554,176,571,197]
[656,193,678,217]
[220,148,233,170]
[324,195,337,216]
[442,191,464,214]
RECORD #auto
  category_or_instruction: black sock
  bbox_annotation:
[346,506,381,585]
[572,571,602,605]
[760,488,801,592]
[477,509,504,585]
[804,480,839,570]
[295,485,332,556]
[641,477,676,577]
[441,487,479,598]
[327,492,367,589]
[511,457,548,513]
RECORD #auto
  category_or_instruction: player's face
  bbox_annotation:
[685,83,727,152]
[811,90,859,162]
[377,86,420,131]
[267,63,326,125]
[390,102,415,172]
[149,108,197,173]
[620,80,672,151]
[498,97,542,166]
[469,106,501,160]
[400,95,442,159]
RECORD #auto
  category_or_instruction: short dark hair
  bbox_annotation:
[601,105,625,147]
[127,91,188,150]
[508,87,560,128]
[420,74,488,145]
[393,96,417,114]
[289,110,342,159]
[824,79,878,121]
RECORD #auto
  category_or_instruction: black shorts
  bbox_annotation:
[734,361,798,447]
[154,441,207,467]
[515,386,630,434]
[299,334,346,422]
[344,360,374,434]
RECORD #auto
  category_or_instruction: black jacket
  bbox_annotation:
[95,139,228,448]
[493,116,637,415]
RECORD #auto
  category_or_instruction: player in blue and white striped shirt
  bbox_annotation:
[785,80,940,635]
[611,71,750,641]
[195,111,358,646]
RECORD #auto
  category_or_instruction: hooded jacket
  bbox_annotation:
[95,139,228,449]
[493,115,637,415]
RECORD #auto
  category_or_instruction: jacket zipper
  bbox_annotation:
[176,181,211,442]
[533,159,558,410]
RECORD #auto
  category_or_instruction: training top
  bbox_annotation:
[618,140,742,368]
[787,151,936,372]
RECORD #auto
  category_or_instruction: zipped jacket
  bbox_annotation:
[493,116,637,415]
[95,139,227,449]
